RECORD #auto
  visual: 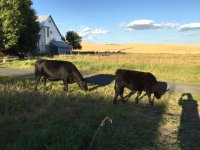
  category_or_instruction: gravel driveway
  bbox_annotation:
[0,67,200,95]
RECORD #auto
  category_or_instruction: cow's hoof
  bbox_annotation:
[135,100,139,104]
[63,88,68,92]
[150,102,154,106]
[113,101,117,104]
[122,100,126,103]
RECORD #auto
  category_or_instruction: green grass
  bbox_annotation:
[1,54,200,83]
[0,76,200,150]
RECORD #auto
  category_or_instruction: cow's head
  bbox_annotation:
[153,84,162,99]
[78,78,88,91]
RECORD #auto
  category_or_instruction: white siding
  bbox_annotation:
[43,17,62,43]
[38,16,62,53]
[38,27,46,52]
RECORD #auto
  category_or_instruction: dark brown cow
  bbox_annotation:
[34,59,88,92]
[113,69,162,105]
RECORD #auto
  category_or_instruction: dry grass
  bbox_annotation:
[80,42,200,54]
[55,53,200,65]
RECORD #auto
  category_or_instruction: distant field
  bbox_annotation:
[80,42,200,54]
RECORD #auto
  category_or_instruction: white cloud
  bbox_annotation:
[178,23,200,31]
[82,36,97,40]
[91,28,110,34]
[78,26,110,40]
[125,19,178,31]
[79,26,91,36]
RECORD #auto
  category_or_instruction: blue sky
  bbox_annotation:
[32,0,200,44]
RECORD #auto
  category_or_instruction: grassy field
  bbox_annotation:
[0,75,200,150]
[0,53,200,83]
[80,42,200,54]
[0,53,200,149]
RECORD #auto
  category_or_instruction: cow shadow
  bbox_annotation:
[178,93,200,150]
[86,74,115,91]
[17,73,34,78]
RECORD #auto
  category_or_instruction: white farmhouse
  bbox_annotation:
[37,15,72,54]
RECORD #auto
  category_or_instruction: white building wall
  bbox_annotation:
[38,16,62,53]
[43,17,62,43]
[38,27,46,52]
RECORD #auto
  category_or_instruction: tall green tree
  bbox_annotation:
[0,19,3,49]
[65,31,82,50]
[0,0,39,54]
[0,0,23,50]
[17,0,40,53]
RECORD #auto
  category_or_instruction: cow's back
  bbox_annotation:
[35,59,82,80]
[115,69,158,91]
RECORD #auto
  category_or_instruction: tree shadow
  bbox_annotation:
[86,74,115,91]
[178,93,200,150]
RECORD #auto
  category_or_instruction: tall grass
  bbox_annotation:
[0,76,200,149]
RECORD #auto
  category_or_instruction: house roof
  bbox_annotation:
[50,40,72,49]
[37,15,63,39]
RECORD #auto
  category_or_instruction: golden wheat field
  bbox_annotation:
[79,42,200,54]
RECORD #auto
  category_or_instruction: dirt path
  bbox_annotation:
[0,67,200,95]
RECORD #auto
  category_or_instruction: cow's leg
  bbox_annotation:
[113,84,123,104]
[113,84,119,104]
[119,88,125,103]
[113,92,118,104]
[63,79,68,92]
[43,78,47,92]
[151,95,155,106]
[135,91,142,104]
[34,76,41,93]
[147,92,154,106]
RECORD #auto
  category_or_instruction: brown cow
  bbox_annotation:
[113,69,162,105]
[34,59,88,92]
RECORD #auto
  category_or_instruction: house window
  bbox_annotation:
[48,20,51,23]
[47,27,50,37]
[50,31,53,34]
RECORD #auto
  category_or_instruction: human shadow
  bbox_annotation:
[86,74,115,91]
[178,93,200,150]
